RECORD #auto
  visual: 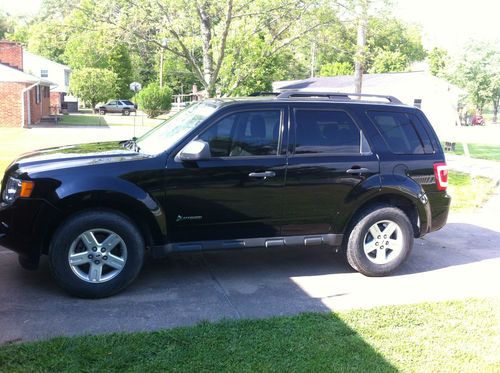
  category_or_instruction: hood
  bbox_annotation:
[8,141,149,175]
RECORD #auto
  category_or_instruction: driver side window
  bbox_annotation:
[199,110,281,157]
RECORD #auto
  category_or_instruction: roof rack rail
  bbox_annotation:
[275,90,402,104]
[249,91,280,97]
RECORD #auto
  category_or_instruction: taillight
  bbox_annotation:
[434,162,448,191]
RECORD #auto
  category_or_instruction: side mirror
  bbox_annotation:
[179,139,211,161]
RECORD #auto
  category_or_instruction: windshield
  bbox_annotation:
[136,101,218,154]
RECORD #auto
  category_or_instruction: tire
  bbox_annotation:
[345,205,413,276]
[49,210,144,298]
[123,109,130,116]
[99,109,106,115]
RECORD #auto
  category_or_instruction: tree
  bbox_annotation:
[428,47,448,76]
[0,11,16,40]
[108,44,134,99]
[136,84,172,117]
[319,62,354,76]
[77,0,339,97]
[366,17,426,73]
[369,50,407,73]
[69,68,118,108]
[451,42,500,115]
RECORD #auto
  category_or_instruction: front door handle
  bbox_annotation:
[346,167,371,174]
[249,171,276,179]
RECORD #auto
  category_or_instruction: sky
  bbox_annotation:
[1,0,499,54]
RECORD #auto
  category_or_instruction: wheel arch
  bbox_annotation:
[40,190,166,255]
[342,191,427,241]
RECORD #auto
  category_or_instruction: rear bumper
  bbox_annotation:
[428,191,451,232]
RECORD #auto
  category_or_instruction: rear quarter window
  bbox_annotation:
[367,111,434,154]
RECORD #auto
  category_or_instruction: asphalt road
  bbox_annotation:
[1,208,499,345]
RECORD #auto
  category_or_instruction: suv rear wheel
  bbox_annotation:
[49,210,144,298]
[122,109,130,116]
[345,205,413,276]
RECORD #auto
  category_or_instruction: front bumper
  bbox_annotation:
[0,199,51,259]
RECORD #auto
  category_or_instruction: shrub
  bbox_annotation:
[69,68,117,108]
[136,84,172,118]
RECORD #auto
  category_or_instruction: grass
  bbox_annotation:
[56,114,162,127]
[443,142,500,161]
[448,171,497,212]
[0,298,498,372]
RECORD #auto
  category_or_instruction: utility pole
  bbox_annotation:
[159,38,168,88]
[310,41,316,78]
[354,0,368,94]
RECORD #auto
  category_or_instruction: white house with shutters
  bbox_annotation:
[22,50,78,112]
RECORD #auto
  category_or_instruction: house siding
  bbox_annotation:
[0,82,25,127]
[0,82,50,127]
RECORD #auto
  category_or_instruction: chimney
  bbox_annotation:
[0,41,24,71]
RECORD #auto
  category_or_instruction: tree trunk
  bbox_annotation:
[354,0,368,94]
[493,98,499,123]
[197,2,215,97]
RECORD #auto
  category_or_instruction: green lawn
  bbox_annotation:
[56,114,163,127]
[0,298,498,372]
[448,171,497,212]
[443,142,500,161]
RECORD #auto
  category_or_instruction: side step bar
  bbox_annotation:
[151,233,343,258]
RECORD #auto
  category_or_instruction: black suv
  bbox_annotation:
[0,91,450,298]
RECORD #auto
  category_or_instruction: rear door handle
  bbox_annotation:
[249,171,276,179]
[346,167,371,174]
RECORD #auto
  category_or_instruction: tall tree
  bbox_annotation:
[452,42,500,116]
[77,0,340,97]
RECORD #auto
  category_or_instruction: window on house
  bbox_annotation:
[40,69,48,78]
[64,70,70,86]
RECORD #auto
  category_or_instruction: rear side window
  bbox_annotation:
[294,110,365,154]
[367,111,434,154]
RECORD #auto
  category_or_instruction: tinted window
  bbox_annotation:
[368,111,431,154]
[121,100,135,105]
[199,110,281,157]
[294,110,361,154]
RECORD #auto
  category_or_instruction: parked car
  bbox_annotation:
[0,91,451,298]
[96,100,137,116]
[471,114,485,126]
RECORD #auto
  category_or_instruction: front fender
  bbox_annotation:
[52,177,167,245]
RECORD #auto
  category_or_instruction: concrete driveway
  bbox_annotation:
[1,203,499,345]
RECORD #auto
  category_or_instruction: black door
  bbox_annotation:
[282,105,379,236]
[164,106,288,243]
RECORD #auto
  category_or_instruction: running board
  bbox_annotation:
[151,233,343,258]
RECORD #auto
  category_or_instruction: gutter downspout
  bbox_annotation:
[21,81,40,128]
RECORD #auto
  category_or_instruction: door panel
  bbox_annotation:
[164,106,288,243]
[282,105,380,235]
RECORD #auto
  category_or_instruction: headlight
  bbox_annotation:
[2,177,34,204]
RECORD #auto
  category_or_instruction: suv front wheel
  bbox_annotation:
[49,210,144,298]
[345,205,413,276]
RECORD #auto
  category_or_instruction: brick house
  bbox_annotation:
[0,41,53,127]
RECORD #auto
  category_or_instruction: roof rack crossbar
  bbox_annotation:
[276,90,402,104]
